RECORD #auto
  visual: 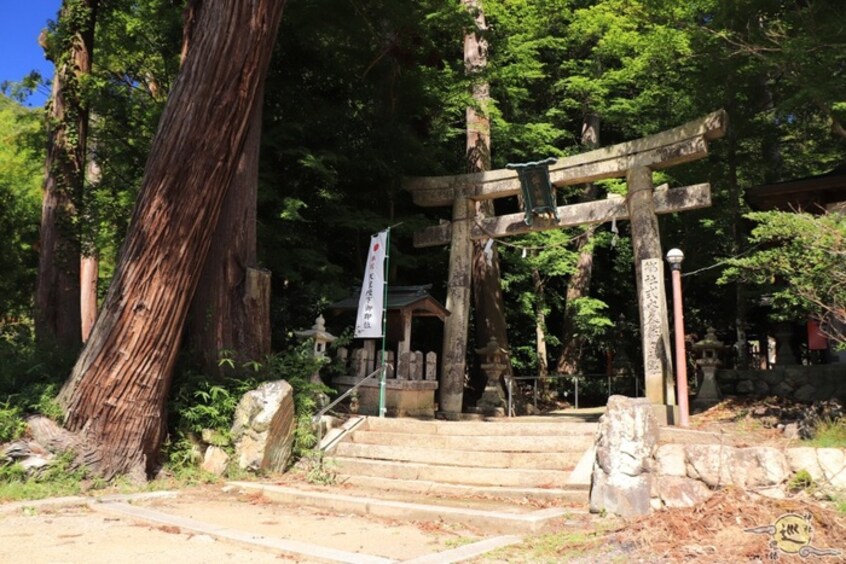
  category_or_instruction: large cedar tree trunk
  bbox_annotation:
[464,0,513,397]
[187,82,271,376]
[35,0,99,349]
[557,113,600,375]
[57,0,286,479]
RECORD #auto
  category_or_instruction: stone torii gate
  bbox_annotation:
[403,111,727,423]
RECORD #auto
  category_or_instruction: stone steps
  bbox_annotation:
[348,430,593,452]
[334,442,578,470]
[325,416,597,501]
[234,415,597,536]
[338,475,589,504]
[331,457,575,488]
[226,481,582,535]
[360,416,596,437]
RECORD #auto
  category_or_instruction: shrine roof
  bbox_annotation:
[747,164,846,212]
[326,284,450,320]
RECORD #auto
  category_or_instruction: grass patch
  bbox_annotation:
[804,417,846,448]
[482,525,622,563]
[0,452,91,502]
[444,537,477,549]
[788,469,814,492]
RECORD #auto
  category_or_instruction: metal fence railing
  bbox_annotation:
[506,371,642,416]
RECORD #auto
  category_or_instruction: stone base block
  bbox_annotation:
[652,404,679,426]
[334,377,438,418]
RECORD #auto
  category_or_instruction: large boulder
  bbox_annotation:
[231,380,296,473]
[590,395,658,517]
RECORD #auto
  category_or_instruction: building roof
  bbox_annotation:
[747,164,846,212]
[326,285,450,320]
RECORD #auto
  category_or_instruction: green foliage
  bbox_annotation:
[81,0,182,276]
[0,323,75,441]
[0,96,43,318]
[567,297,614,344]
[0,402,26,443]
[0,451,90,502]
[165,341,330,475]
[788,469,814,492]
[720,211,846,347]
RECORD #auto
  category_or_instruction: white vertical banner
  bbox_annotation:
[354,230,388,338]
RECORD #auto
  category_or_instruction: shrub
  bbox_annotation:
[0,402,26,442]
[804,417,846,449]
[164,341,332,474]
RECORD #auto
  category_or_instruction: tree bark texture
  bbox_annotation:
[464,0,513,400]
[57,0,286,479]
[81,148,102,343]
[35,0,99,350]
[188,82,272,376]
[558,113,600,375]
[80,255,98,342]
[532,264,549,387]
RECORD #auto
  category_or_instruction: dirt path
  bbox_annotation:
[0,487,492,563]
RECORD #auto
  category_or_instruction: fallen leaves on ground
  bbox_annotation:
[616,488,846,562]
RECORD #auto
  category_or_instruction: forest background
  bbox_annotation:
[0,0,844,478]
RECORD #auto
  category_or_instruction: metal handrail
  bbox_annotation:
[312,363,392,424]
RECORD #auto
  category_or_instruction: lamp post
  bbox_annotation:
[666,248,689,427]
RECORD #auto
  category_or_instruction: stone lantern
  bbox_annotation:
[295,315,337,385]
[475,337,509,417]
[692,327,724,403]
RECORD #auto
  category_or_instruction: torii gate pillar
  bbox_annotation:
[627,166,677,423]
[440,193,474,418]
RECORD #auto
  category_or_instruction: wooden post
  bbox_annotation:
[626,167,676,423]
[399,310,412,357]
[440,194,474,418]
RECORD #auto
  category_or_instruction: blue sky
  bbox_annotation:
[0,1,62,106]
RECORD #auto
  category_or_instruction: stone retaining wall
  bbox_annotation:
[652,443,846,510]
[716,365,846,402]
[588,395,846,515]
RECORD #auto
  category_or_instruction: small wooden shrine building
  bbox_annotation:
[747,164,846,213]
[326,285,449,417]
[746,164,846,364]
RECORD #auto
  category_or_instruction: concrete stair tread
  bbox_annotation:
[330,456,574,488]
[348,431,593,452]
[226,481,585,534]
[333,442,580,470]
[363,417,598,437]
[336,474,589,505]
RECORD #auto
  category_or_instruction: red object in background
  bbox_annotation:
[807,320,829,350]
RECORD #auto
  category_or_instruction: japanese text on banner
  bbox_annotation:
[354,230,388,338]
